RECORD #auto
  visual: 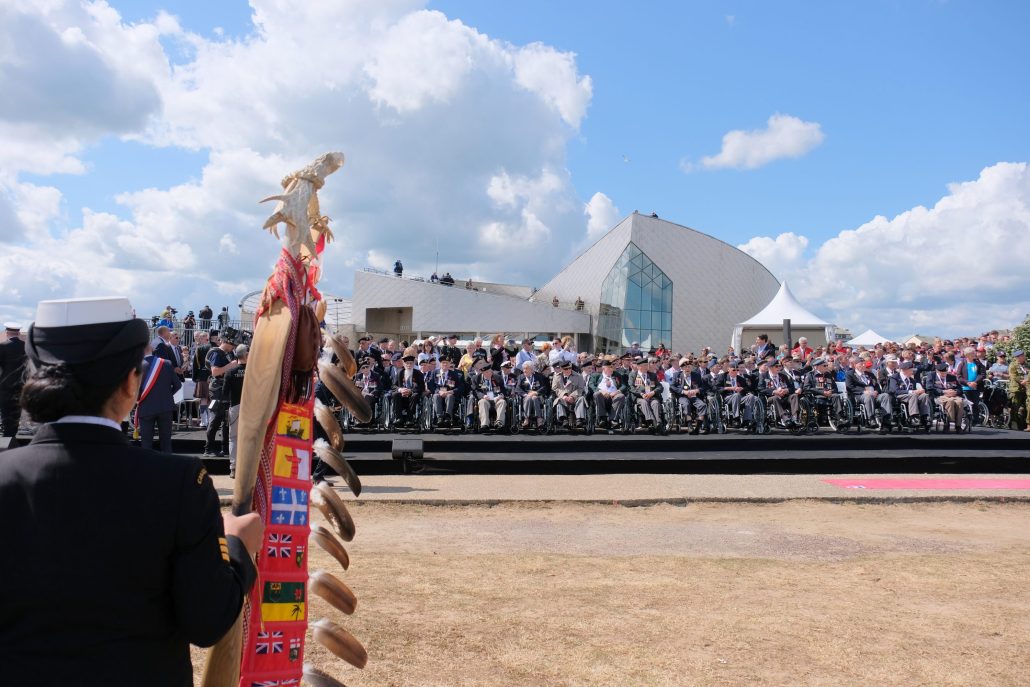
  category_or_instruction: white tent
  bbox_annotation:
[731,281,834,352]
[846,328,892,347]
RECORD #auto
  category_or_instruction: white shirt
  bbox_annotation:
[53,415,122,431]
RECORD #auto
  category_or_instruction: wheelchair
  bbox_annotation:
[885,392,931,433]
[339,393,391,434]
[422,392,468,433]
[385,391,428,433]
[625,391,669,435]
[757,393,812,435]
[806,389,853,433]
[463,393,518,434]
[929,394,973,433]
[982,381,1011,429]
[511,392,553,434]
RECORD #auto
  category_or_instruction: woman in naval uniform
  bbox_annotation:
[0,297,263,686]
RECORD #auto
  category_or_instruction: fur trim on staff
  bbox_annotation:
[312,619,368,669]
[318,360,371,423]
[310,524,350,570]
[302,664,348,687]
[314,399,345,451]
[312,481,356,542]
[310,570,357,615]
[313,439,362,497]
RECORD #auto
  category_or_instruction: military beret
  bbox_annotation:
[401,354,415,362]
[1013,349,1025,357]
[899,361,914,369]
[936,362,949,371]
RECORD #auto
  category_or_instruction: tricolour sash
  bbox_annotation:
[133,357,167,428]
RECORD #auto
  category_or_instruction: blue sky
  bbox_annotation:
[2,1,1029,337]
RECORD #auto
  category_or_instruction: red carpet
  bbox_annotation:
[824,478,1030,490]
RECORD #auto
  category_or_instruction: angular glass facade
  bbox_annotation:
[596,242,672,352]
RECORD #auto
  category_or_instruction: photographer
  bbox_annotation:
[203,329,238,460]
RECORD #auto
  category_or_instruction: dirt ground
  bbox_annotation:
[193,501,1030,686]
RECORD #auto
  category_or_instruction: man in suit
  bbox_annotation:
[715,361,757,427]
[517,361,550,429]
[926,362,966,431]
[152,326,181,377]
[889,360,931,431]
[630,358,663,431]
[752,334,775,361]
[670,358,708,434]
[846,357,892,433]
[761,359,802,428]
[439,334,464,368]
[551,360,587,427]
[353,360,389,424]
[136,344,182,453]
[588,359,627,430]
[392,354,425,426]
[470,365,508,431]
[0,322,26,438]
[426,357,463,426]
[0,296,260,685]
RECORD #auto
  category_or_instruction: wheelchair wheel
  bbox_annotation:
[975,401,989,427]
[707,396,725,434]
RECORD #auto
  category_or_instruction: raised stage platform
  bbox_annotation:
[161,427,1029,474]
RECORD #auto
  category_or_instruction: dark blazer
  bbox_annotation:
[845,369,880,396]
[0,335,26,397]
[759,371,796,397]
[517,371,550,397]
[394,368,425,396]
[668,369,707,397]
[353,370,390,397]
[924,372,962,397]
[136,355,182,417]
[153,339,178,370]
[715,372,750,395]
[888,372,921,395]
[470,372,505,400]
[0,422,255,686]
[426,368,464,397]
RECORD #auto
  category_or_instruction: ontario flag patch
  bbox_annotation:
[263,530,307,573]
[246,621,307,673]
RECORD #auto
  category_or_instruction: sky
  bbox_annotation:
[1,0,1029,339]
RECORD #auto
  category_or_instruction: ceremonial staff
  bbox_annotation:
[202,152,371,687]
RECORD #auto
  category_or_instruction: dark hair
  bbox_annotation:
[20,358,142,423]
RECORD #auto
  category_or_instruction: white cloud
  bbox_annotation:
[0,0,595,316]
[737,232,808,279]
[698,113,825,170]
[584,192,621,239]
[513,43,593,128]
[740,162,1030,338]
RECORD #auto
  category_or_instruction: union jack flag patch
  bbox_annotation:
[266,532,292,558]
[255,630,283,655]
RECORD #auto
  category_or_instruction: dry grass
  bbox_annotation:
[194,502,1030,686]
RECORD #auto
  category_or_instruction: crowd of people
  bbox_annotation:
[328,331,1028,436]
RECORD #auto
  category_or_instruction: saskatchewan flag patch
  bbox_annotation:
[261,581,306,622]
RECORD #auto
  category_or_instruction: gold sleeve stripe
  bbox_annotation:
[218,537,230,562]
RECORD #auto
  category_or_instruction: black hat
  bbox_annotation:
[378,337,390,344]
[936,362,949,371]
[25,297,149,386]
[559,360,573,369]
[391,352,404,362]
[402,354,416,362]
[358,335,372,342]
[220,326,239,344]
[358,360,371,370]
[899,361,914,370]
[448,334,458,339]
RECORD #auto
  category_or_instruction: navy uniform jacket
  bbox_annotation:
[846,369,880,396]
[0,336,26,399]
[136,355,182,417]
[426,368,464,397]
[0,422,256,686]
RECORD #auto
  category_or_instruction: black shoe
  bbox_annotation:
[215,451,226,457]
[878,425,890,435]
[942,424,949,433]
[699,426,710,435]
[576,419,586,428]
[689,425,700,435]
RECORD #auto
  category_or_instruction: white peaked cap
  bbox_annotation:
[4,321,22,330]
[34,297,135,328]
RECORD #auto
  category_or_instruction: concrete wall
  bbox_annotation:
[352,271,590,337]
